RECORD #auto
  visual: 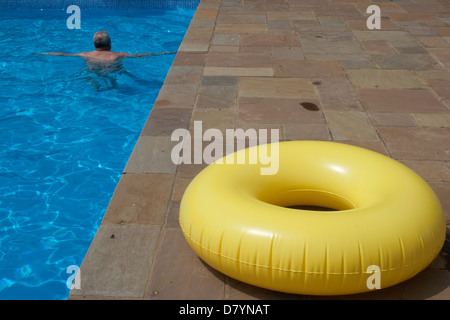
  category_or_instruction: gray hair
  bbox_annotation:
[93,30,111,48]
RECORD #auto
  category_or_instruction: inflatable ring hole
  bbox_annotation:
[288,205,337,211]
[261,189,356,212]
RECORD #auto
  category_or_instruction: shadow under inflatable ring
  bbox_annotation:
[179,141,446,295]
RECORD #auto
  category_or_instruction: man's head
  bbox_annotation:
[93,30,111,50]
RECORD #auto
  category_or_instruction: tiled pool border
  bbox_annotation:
[1,0,200,9]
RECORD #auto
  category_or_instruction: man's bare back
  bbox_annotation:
[75,50,130,62]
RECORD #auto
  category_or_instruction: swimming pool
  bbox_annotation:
[0,3,197,299]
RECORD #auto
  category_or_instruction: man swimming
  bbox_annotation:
[34,30,175,62]
[34,30,175,90]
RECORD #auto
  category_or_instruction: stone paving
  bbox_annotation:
[70,0,450,300]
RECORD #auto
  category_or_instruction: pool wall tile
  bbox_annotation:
[1,0,200,9]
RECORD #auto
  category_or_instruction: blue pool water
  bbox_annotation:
[0,6,196,299]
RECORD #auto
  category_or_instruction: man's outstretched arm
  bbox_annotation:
[122,52,177,58]
[33,52,84,56]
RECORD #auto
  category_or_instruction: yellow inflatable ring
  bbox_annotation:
[179,141,445,295]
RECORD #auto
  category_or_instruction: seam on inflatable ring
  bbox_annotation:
[181,228,436,276]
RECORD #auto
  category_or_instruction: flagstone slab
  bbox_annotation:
[358,88,449,113]
[325,111,379,141]
[346,69,425,88]
[102,173,174,225]
[189,17,216,28]
[300,38,364,54]
[432,27,450,36]
[338,140,389,156]
[354,2,407,14]
[300,31,355,42]
[211,33,240,46]
[163,66,203,85]
[403,25,437,37]
[241,34,299,47]
[401,3,447,14]
[294,20,348,32]
[201,76,237,86]
[214,23,268,34]
[352,30,417,44]
[314,3,362,17]
[412,113,450,127]
[314,78,363,111]
[190,108,235,131]
[282,124,331,141]
[194,9,218,18]
[267,10,317,21]
[72,225,161,298]
[361,41,397,55]
[370,54,440,70]
[237,97,325,124]
[145,228,225,299]
[178,39,210,52]
[387,13,441,24]
[172,52,207,66]
[400,160,450,182]
[417,36,450,48]
[271,47,304,60]
[340,59,376,69]
[195,85,237,109]
[141,108,192,136]
[369,112,418,127]
[428,182,450,222]
[274,60,345,78]
[269,19,294,31]
[165,200,181,228]
[216,14,267,25]
[426,79,450,100]
[183,27,214,41]
[377,127,450,160]
[171,176,191,202]
[344,18,403,31]
[209,45,239,52]
[419,70,450,81]
[393,44,429,55]
[238,77,316,99]
[303,53,372,64]
[203,67,274,77]
[154,85,198,108]
[124,136,178,174]
[428,48,450,62]
[206,52,272,68]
